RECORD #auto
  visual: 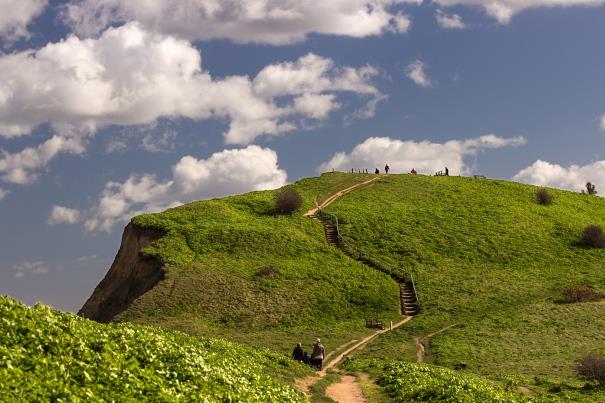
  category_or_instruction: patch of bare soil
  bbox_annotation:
[325,375,366,403]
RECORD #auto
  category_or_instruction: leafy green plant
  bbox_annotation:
[0,296,306,402]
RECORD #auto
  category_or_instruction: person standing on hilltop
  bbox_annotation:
[384,164,390,174]
[311,338,325,370]
[292,342,304,362]
[445,167,449,176]
[375,168,379,174]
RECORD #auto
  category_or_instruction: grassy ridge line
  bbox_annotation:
[0,296,307,401]
[328,175,605,380]
[116,173,400,355]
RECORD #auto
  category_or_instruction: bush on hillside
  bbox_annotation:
[578,353,605,386]
[582,182,598,195]
[275,188,303,215]
[562,286,603,303]
[255,265,279,278]
[580,225,605,248]
[536,188,554,205]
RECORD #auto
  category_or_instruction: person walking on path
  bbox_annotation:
[311,338,325,370]
[292,342,304,362]
[384,164,390,174]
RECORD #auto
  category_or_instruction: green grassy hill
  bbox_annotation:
[119,173,401,354]
[0,296,307,401]
[76,172,605,400]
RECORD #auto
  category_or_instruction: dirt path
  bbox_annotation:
[415,322,461,363]
[304,176,382,217]
[325,375,366,403]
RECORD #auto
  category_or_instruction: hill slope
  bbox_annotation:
[0,296,306,401]
[82,173,401,354]
[81,172,605,394]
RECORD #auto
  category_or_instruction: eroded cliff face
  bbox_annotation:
[79,223,165,322]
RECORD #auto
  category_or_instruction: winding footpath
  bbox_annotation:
[296,176,414,402]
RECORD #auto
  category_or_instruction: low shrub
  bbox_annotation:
[562,286,603,303]
[580,225,605,248]
[536,188,553,205]
[255,265,279,278]
[275,188,303,215]
[578,353,605,386]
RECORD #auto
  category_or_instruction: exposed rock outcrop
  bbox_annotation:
[79,223,165,322]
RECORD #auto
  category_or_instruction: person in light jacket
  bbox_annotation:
[311,338,325,370]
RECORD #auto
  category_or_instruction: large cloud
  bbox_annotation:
[0,0,47,43]
[0,23,381,184]
[318,134,527,174]
[62,0,419,44]
[434,0,605,24]
[61,145,288,232]
[513,160,605,193]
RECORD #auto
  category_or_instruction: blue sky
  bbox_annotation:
[2,0,605,312]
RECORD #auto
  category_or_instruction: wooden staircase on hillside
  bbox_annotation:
[314,212,419,317]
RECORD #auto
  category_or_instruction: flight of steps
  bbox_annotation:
[313,211,419,317]
[400,282,419,316]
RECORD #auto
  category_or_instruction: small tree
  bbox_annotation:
[275,187,303,216]
[580,225,605,248]
[582,182,598,195]
[536,188,553,205]
[578,353,605,386]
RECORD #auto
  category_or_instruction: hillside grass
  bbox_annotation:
[119,173,401,355]
[327,174,605,381]
[0,296,308,401]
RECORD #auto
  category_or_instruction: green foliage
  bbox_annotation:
[0,296,306,402]
[345,359,529,402]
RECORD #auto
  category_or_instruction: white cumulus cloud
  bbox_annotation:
[318,134,527,175]
[513,160,605,194]
[76,145,288,232]
[0,0,47,43]
[0,23,381,184]
[62,0,419,44]
[435,9,466,29]
[48,205,82,225]
[0,136,85,184]
[406,59,432,88]
[13,260,50,278]
[434,0,605,24]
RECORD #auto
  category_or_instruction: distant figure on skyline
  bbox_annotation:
[445,167,449,176]
[375,168,379,174]
[411,168,417,174]
[384,164,390,174]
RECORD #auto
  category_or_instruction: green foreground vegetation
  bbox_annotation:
[0,296,307,401]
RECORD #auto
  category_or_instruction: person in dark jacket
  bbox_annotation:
[375,168,379,174]
[311,338,325,370]
[384,164,390,174]
[292,342,304,362]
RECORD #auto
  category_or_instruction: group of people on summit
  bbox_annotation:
[370,164,449,175]
[292,339,325,371]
